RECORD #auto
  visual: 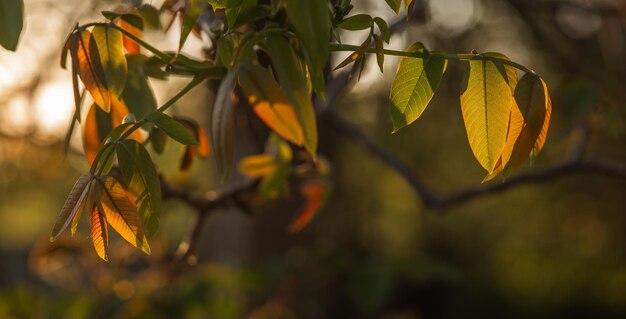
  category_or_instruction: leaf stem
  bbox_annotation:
[156,75,208,113]
[329,43,536,74]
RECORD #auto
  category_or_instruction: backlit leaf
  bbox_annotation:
[123,55,157,118]
[91,25,127,100]
[460,54,513,173]
[0,0,23,51]
[263,33,318,155]
[117,19,143,54]
[389,43,447,132]
[50,174,92,241]
[70,29,111,112]
[239,63,304,146]
[91,203,109,261]
[338,14,372,31]
[146,112,198,145]
[284,0,331,99]
[531,78,551,160]
[116,140,161,237]
[288,181,326,233]
[98,176,150,254]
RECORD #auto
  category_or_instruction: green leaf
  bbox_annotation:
[91,25,127,100]
[51,174,92,241]
[217,36,235,67]
[179,0,207,51]
[238,63,304,145]
[0,0,23,51]
[146,112,198,145]
[229,4,269,29]
[373,34,384,73]
[208,0,228,9]
[460,54,513,173]
[373,17,390,43]
[123,55,157,118]
[384,0,402,14]
[284,0,331,100]
[116,140,162,237]
[225,0,256,30]
[212,69,239,178]
[101,11,144,30]
[389,43,447,132]
[150,127,168,154]
[263,33,318,155]
[338,14,372,31]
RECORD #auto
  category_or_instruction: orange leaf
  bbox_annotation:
[116,19,142,54]
[288,181,326,233]
[99,176,151,255]
[69,29,111,112]
[91,203,109,261]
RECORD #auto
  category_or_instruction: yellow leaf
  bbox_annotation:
[69,29,111,112]
[460,55,513,173]
[531,78,551,160]
[91,203,109,261]
[239,154,277,177]
[91,25,128,100]
[238,64,304,146]
[99,176,151,255]
[50,174,92,241]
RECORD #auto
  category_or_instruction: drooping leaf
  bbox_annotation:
[217,36,235,67]
[288,180,326,233]
[116,140,161,237]
[531,78,551,160]
[123,55,157,118]
[238,63,304,146]
[150,127,168,154]
[173,117,210,171]
[384,0,402,14]
[91,203,109,261]
[212,69,239,178]
[98,176,150,254]
[116,18,143,54]
[389,43,447,132]
[239,154,277,177]
[225,0,256,30]
[460,54,513,173]
[373,34,384,73]
[0,0,24,51]
[91,25,128,100]
[208,0,227,9]
[373,17,390,43]
[334,36,371,71]
[337,14,372,31]
[179,0,207,51]
[72,178,99,236]
[50,174,92,241]
[284,0,331,99]
[146,112,198,145]
[263,33,318,155]
[70,29,111,112]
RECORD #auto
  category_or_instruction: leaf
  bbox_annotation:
[98,176,150,254]
[217,36,235,67]
[123,56,157,118]
[484,73,549,181]
[229,4,270,30]
[373,17,390,43]
[174,117,210,171]
[238,63,304,146]
[50,174,92,241]
[208,0,227,9]
[239,154,277,177]
[116,140,161,237]
[117,19,143,54]
[384,0,402,14]
[70,29,111,112]
[179,0,207,51]
[212,69,239,178]
[288,181,326,233]
[72,179,99,236]
[389,43,447,132]
[91,203,109,261]
[284,0,331,99]
[146,112,198,145]
[338,14,373,31]
[0,0,23,51]
[150,127,168,154]
[373,34,384,73]
[334,36,371,71]
[460,54,513,173]
[83,100,143,164]
[263,33,318,155]
[531,78,551,160]
[91,25,128,100]
[225,0,255,30]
